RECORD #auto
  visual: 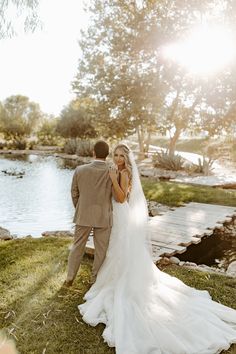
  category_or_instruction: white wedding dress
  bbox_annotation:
[79,151,236,354]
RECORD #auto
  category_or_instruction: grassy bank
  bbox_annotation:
[0,238,236,354]
[142,180,236,207]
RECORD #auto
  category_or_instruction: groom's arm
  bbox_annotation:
[71,169,80,207]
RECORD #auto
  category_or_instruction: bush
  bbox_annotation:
[12,139,27,150]
[152,151,184,171]
[37,134,61,146]
[0,141,7,149]
[4,138,38,150]
[64,139,78,154]
[64,139,94,157]
[76,140,94,157]
[187,156,214,176]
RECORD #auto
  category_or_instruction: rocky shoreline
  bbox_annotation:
[0,148,201,181]
[0,148,92,164]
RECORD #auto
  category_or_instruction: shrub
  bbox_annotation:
[188,156,214,175]
[152,151,184,171]
[64,139,78,154]
[12,139,27,150]
[0,141,7,149]
[64,139,94,157]
[76,140,94,157]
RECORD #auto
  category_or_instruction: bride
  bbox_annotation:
[78,143,236,354]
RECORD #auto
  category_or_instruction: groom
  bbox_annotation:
[63,140,113,287]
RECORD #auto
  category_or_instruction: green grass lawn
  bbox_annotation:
[0,238,236,354]
[142,180,236,207]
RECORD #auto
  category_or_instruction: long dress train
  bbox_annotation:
[79,198,236,354]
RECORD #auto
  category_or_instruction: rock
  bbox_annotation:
[42,230,73,238]
[1,169,25,177]
[147,200,173,216]
[184,261,197,267]
[140,168,155,177]
[179,261,185,266]
[158,257,171,266]
[0,227,12,240]
[169,256,180,265]
[197,264,225,274]
[150,208,162,216]
[226,261,236,277]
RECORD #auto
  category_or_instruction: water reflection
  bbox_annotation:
[0,154,76,237]
[56,158,83,170]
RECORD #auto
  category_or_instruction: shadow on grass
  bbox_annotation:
[1,239,235,353]
[0,238,114,354]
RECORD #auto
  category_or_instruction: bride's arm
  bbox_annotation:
[109,169,129,203]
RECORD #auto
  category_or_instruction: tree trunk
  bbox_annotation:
[145,130,152,155]
[168,128,181,156]
[136,126,145,160]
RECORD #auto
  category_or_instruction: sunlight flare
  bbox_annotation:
[163,25,236,75]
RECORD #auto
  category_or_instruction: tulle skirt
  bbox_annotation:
[79,200,236,354]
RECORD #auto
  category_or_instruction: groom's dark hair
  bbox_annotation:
[94,140,109,159]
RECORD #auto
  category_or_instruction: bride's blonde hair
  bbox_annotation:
[113,143,132,184]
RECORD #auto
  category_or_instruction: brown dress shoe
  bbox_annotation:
[63,280,73,287]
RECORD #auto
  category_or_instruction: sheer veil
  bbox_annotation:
[128,149,151,250]
[122,149,155,296]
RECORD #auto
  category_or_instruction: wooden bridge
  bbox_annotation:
[85,202,236,263]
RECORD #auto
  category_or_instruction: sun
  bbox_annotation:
[163,25,235,75]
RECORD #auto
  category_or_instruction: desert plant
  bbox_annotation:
[76,140,94,157]
[64,139,78,154]
[64,139,94,157]
[189,156,215,175]
[152,151,184,171]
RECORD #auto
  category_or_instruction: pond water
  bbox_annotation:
[0,154,77,237]
[0,153,235,270]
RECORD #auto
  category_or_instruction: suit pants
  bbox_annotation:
[66,225,111,282]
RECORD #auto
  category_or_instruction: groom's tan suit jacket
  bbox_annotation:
[67,160,113,283]
[71,160,113,227]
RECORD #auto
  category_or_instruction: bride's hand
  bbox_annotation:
[109,165,118,182]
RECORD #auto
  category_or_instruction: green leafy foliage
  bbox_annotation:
[37,116,61,146]
[73,0,236,156]
[64,138,94,156]
[0,95,44,148]
[56,99,98,139]
[0,0,41,39]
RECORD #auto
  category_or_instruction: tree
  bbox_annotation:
[0,95,43,142]
[73,0,168,155]
[37,115,60,146]
[56,98,98,139]
[0,0,41,39]
[73,0,236,156]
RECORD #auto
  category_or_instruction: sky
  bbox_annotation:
[0,0,89,116]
